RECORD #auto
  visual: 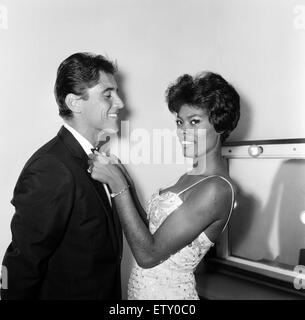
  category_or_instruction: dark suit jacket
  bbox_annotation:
[1,126,122,300]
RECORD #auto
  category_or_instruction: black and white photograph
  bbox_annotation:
[0,0,304,308]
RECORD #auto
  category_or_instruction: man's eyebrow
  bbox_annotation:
[102,86,117,93]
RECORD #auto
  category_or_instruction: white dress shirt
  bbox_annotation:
[63,123,112,206]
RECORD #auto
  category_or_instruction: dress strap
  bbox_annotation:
[176,175,218,196]
[177,175,235,233]
[159,175,181,195]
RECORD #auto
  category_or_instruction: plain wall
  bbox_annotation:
[1,0,304,299]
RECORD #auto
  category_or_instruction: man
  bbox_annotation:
[1,52,124,299]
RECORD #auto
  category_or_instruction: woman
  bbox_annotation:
[89,72,240,300]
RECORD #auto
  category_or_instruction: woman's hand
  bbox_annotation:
[88,152,128,193]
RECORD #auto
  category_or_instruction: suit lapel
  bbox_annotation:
[57,126,120,254]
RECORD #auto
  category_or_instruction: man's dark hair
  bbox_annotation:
[166,72,240,142]
[54,52,117,119]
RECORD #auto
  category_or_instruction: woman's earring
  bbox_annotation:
[217,131,224,142]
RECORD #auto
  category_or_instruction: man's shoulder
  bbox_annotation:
[23,131,67,172]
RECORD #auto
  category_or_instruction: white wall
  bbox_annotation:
[0,0,304,299]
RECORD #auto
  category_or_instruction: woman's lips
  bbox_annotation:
[181,141,195,145]
[180,138,197,145]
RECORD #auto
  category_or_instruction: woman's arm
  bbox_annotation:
[90,154,232,268]
[116,162,149,226]
[113,179,231,268]
[90,152,149,225]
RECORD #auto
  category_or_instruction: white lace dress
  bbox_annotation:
[127,175,234,300]
[127,190,215,300]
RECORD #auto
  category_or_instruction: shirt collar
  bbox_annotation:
[63,123,112,206]
[63,123,94,156]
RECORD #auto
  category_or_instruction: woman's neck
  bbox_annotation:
[188,142,226,177]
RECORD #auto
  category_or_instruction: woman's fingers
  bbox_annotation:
[107,153,121,164]
[88,152,123,182]
[96,152,111,165]
[92,151,121,165]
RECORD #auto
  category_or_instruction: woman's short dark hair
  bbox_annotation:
[54,52,117,119]
[166,72,240,142]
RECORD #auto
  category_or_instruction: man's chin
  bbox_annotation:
[103,127,119,134]
[100,122,120,134]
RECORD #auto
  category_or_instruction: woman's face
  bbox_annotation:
[176,104,219,159]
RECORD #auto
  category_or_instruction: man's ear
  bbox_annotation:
[65,94,82,114]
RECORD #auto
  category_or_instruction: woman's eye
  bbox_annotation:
[190,119,200,125]
[176,120,182,126]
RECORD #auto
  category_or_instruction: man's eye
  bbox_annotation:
[103,91,112,99]
[176,120,182,126]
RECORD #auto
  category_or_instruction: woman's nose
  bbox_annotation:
[179,128,199,141]
[181,124,194,132]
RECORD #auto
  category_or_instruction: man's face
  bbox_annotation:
[79,71,124,137]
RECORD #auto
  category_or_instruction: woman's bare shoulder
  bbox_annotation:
[183,175,234,221]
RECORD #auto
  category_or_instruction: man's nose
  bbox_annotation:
[114,94,124,109]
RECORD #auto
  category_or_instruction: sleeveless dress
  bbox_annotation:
[127,175,235,300]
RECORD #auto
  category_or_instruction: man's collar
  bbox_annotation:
[63,123,94,156]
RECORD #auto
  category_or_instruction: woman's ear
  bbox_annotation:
[65,94,82,114]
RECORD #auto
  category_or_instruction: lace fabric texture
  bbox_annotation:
[127,190,214,300]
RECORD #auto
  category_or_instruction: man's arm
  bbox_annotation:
[1,154,74,300]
